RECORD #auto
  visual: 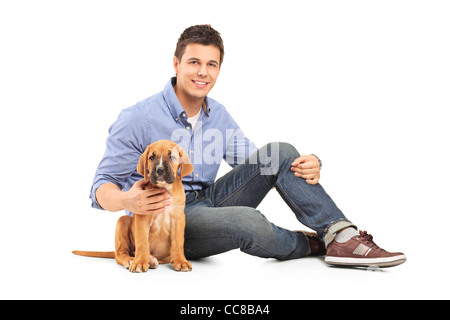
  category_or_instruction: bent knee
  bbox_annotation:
[278,142,300,158]
[260,142,300,166]
[228,207,272,235]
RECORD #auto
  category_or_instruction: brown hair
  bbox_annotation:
[174,24,224,66]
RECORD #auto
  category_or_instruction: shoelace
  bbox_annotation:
[357,231,385,252]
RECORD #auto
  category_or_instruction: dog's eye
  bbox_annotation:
[149,154,155,161]
[170,155,176,162]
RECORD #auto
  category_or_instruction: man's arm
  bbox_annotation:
[96,183,126,212]
[96,181,171,215]
[90,106,170,215]
[222,113,258,167]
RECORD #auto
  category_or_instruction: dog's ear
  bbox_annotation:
[137,147,150,181]
[175,145,194,178]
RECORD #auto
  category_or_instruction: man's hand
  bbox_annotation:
[122,179,172,215]
[291,155,321,185]
[95,180,172,214]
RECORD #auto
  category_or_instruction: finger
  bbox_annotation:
[297,162,317,170]
[144,199,172,211]
[292,167,319,176]
[291,158,301,167]
[294,172,317,183]
[135,179,149,187]
[135,179,146,185]
[306,177,319,185]
[291,167,303,174]
[291,164,311,173]
[300,173,317,181]
[145,193,171,205]
[144,188,168,197]
[291,156,307,167]
[294,172,306,179]
[300,168,319,175]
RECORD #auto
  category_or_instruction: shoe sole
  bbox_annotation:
[324,255,407,268]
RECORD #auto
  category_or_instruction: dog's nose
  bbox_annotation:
[156,167,165,176]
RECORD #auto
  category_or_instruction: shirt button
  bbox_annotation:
[175,118,178,121]
[195,174,199,178]
[186,126,190,130]
[182,113,186,117]
[190,150,194,154]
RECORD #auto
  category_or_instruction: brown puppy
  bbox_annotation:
[73,140,194,272]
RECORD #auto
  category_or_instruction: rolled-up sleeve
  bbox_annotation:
[90,106,149,210]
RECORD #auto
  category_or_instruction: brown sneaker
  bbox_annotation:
[325,231,406,268]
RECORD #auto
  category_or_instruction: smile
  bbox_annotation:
[192,80,209,88]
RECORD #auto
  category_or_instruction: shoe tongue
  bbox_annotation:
[359,232,382,250]
[359,230,372,240]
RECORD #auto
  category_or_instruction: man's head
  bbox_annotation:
[173,25,224,106]
[174,24,224,67]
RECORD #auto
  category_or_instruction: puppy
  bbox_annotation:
[73,140,194,272]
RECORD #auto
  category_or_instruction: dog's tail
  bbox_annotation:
[72,250,115,258]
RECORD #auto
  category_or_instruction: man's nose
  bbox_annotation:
[198,64,207,76]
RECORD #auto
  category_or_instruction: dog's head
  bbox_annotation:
[136,140,194,185]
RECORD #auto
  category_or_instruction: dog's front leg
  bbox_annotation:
[129,214,151,273]
[170,211,192,272]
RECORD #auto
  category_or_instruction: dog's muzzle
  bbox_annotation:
[150,161,175,185]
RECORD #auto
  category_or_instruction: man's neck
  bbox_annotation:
[173,85,203,118]
[182,104,202,118]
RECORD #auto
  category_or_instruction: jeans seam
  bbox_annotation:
[214,168,264,207]
[275,181,320,233]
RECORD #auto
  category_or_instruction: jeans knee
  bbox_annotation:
[279,142,300,157]
[260,142,300,167]
[255,142,300,176]
[229,207,269,238]
[232,207,264,227]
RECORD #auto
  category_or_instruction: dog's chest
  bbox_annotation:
[148,205,174,259]
[150,207,172,235]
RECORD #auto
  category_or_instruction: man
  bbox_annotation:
[90,25,406,268]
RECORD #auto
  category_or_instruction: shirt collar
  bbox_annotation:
[163,77,210,120]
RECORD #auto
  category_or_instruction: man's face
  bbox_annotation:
[173,43,221,102]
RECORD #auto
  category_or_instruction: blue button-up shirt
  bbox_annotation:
[90,77,257,213]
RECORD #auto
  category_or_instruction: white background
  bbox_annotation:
[1,0,449,300]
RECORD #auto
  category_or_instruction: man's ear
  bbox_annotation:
[176,145,194,178]
[173,56,180,75]
[137,148,150,181]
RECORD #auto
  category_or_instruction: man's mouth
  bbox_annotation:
[192,80,209,88]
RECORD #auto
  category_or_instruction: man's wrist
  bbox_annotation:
[311,154,322,169]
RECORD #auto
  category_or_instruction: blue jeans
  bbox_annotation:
[183,142,355,260]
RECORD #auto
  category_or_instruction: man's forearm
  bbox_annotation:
[95,183,126,212]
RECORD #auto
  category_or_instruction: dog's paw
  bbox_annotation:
[128,260,150,273]
[172,259,192,272]
[149,255,159,269]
